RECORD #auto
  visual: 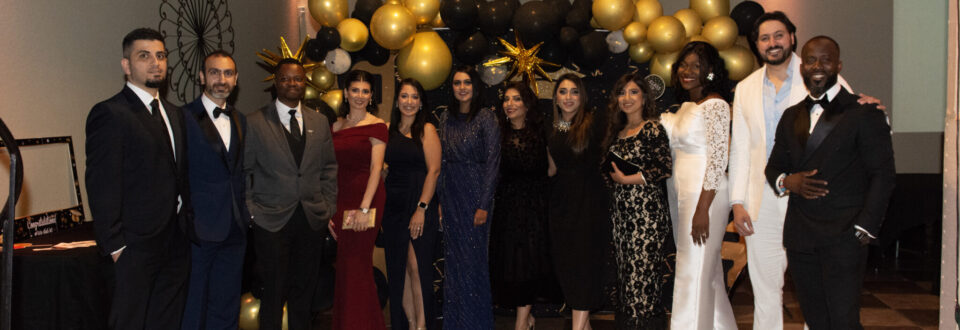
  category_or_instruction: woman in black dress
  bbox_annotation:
[490,82,550,330]
[547,74,611,330]
[603,73,672,329]
[383,78,442,330]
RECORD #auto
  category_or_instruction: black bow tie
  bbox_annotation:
[806,96,830,111]
[213,107,232,119]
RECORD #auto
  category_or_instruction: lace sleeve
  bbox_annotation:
[702,100,730,191]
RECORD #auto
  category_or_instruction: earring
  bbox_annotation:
[706,72,715,81]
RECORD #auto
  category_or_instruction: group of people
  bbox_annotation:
[85,9,895,330]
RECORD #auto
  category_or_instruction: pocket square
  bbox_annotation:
[307,129,314,134]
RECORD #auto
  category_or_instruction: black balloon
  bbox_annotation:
[571,0,591,11]
[305,39,327,62]
[455,31,489,65]
[537,41,567,72]
[730,1,765,36]
[573,31,609,70]
[440,0,479,31]
[361,40,390,66]
[502,0,521,12]
[545,0,572,23]
[352,0,382,25]
[559,26,580,48]
[513,1,560,46]
[565,7,591,33]
[478,0,513,37]
[316,27,341,51]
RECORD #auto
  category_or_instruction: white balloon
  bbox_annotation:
[324,48,352,74]
[606,30,629,54]
[479,55,508,86]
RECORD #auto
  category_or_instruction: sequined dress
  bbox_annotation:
[437,108,500,329]
[608,121,672,329]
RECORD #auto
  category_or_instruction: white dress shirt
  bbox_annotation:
[807,82,843,134]
[127,81,176,160]
[201,93,232,150]
[275,99,303,135]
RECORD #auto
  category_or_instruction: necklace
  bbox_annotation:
[346,112,365,123]
[554,119,571,132]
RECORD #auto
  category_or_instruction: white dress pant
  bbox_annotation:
[744,185,789,329]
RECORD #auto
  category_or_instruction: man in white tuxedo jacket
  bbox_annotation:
[727,11,882,329]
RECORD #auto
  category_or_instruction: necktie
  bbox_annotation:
[289,109,302,141]
[150,99,174,157]
[213,107,232,119]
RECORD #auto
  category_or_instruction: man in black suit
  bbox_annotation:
[765,36,896,329]
[180,50,249,330]
[244,58,338,330]
[85,28,190,329]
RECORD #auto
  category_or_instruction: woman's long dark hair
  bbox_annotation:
[447,65,483,121]
[552,73,592,154]
[339,69,379,117]
[671,41,731,103]
[498,81,539,141]
[389,78,430,146]
[604,72,657,148]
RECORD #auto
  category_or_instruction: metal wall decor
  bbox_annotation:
[159,0,236,103]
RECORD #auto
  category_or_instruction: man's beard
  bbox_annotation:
[804,73,838,98]
[206,83,232,99]
[762,45,789,65]
[145,78,166,89]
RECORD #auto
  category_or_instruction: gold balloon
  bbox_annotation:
[646,15,686,53]
[312,66,336,91]
[238,293,260,330]
[673,8,702,38]
[396,30,452,90]
[628,41,655,63]
[701,16,738,50]
[304,86,319,100]
[430,12,444,27]
[690,0,730,21]
[686,34,709,43]
[308,0,348,27]
[633,0,663,25]
[370,4,417,50]
[321,89,344,113]
[404,0,441,25]
[719,45,756,81]
[593,0,635,31]
[337,18,369,52]
[623,22,647,45]
[650,51,679,86]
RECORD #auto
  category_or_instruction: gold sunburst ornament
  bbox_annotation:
[483,31,560,95]
[256,36,322,90]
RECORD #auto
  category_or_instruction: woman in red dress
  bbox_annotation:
[329,70,388,330]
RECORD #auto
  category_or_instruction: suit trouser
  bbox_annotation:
[253,206,325,330]
[181,222,247,330]
[745,185,788,329]
[787,234,867,330]
[109,216,191,330]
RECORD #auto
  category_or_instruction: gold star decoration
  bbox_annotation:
[483,31,560,95]
[256,36,322,90]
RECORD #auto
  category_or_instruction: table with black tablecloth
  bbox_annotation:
[1,223,112,330]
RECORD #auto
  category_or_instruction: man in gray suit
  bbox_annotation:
[244,58,337,330]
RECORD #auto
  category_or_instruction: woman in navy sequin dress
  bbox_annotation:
[437,66,500,329]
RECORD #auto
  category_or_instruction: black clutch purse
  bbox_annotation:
[601,151,641,176]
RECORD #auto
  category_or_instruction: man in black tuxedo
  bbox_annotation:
[180,50,249,329]
[765,36,896,329]
[85,28,190,329]
[244,58,338,330]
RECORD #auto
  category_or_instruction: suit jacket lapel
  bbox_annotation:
[227,107,244,171]
[122,87,177,166]
[802,89,850,164]
[300,108,318,170]
[263,104,298,169]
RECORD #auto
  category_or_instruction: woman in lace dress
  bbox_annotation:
[490,82,550,330]
[603,73,672,329]
[659,41,737,329]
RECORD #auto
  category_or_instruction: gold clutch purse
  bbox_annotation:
[343,208,376,230]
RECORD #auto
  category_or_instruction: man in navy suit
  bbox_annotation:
[180,50,250,329]
[86,28,190,329]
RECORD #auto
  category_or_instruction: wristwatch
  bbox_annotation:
[360,207,370,214]
[417,201,429,210]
